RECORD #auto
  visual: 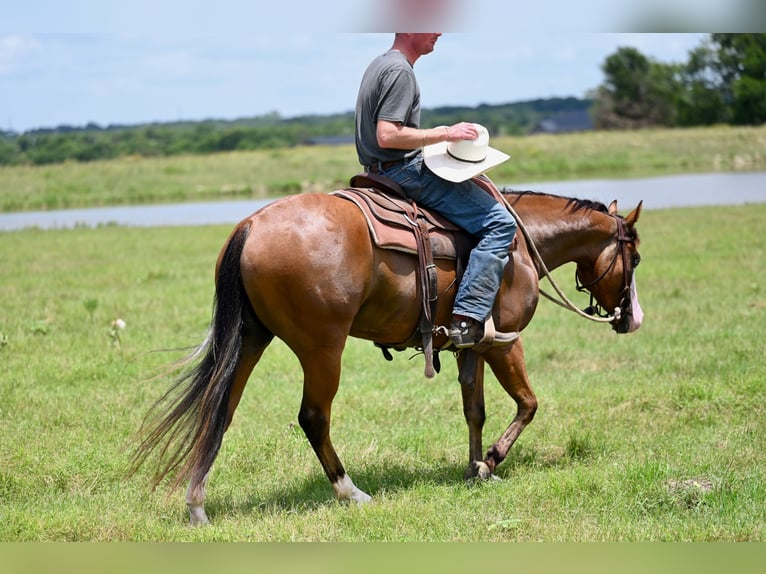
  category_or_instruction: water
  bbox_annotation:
[1,171,765,232]
[513,171,766,212]
[0,200,273,232]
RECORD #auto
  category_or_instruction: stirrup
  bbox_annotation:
[474,316,519,352]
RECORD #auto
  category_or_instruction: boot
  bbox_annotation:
[448,315,518,349]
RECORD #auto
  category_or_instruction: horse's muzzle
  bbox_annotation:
[612,313,632,334]
[613,276,643,334]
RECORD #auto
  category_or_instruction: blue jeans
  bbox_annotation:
[382,154,517,323]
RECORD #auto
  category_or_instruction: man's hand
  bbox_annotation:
[446,122,479,142]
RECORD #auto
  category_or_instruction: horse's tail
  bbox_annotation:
[130,220,253,491]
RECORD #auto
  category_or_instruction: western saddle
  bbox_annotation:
[332,173,511,379]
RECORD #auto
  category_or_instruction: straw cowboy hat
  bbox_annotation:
[423,123,510,183]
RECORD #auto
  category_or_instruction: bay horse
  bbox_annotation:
[132,187,643,525]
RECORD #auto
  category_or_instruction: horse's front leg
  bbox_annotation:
[459,351,491,480]
[481,339,537,475]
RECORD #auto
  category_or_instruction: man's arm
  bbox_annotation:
[376,120,479,149]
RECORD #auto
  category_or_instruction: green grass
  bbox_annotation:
[2,125,766,212]
[0,202,764,541]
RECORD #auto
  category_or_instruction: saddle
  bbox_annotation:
[332,173,511,379]
[333,173,466,259]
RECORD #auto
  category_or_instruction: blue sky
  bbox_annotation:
[2,1,737,132]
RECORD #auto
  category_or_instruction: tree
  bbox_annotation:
[676,44,728,125]
[0,136,19,165]
[712,34,766,125]
[732,75,766,124]
[677,34,766,126]
[602,46,652,123]
[593,46,682,129]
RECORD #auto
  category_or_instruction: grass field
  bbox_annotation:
[2,124,766,212]
[0,198,764,541]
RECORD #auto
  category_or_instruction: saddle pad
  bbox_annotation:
[332,188,461,260]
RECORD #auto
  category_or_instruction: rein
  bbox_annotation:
[575,216,632,319]
[499,193,627,324]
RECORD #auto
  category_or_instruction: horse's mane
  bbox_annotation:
[502,188,638,241]
[501,188,611,214]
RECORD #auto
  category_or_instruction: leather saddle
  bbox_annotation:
[332,173,510,379]
[333,173,467,260]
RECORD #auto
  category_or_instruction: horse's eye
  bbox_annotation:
[632,254,641,268]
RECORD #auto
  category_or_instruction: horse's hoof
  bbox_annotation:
[350,489,372,504]
[334,474,371,504]
[465,460,493,481]
[188,505,210,526]
[474,461,492,480]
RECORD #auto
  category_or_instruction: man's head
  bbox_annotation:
[393,33,442,63]
[389,0,458,29]
[358,0,464,32]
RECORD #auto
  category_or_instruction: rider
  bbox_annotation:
[354,33,518,348]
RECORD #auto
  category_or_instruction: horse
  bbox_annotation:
[131,186,643,525]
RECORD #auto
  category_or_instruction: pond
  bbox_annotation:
[1,171,765,231]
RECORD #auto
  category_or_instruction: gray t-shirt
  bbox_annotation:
[355,49,421,168]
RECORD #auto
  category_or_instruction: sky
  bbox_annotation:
[2,0,755,133]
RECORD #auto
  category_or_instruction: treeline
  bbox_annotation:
[593,33,766,129]
[0,113,356,166]
[0,98,589,166]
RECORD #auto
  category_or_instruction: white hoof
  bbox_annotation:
[466,460,499,482]
[333,474,371,504]
[188,504,210,526]
[474,461,492,480]
[349,489,372,504]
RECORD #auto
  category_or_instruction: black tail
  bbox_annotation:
[131,221,253,491]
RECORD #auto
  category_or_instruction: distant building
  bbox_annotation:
[531,109,594,134]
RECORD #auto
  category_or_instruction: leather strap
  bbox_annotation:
[366,159,406,174]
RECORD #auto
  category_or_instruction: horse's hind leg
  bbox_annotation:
[297,345,371,504]
[186,328,273,526]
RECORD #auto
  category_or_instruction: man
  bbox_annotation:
[354,33,518,349]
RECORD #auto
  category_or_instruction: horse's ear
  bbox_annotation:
[608,200,618,215]
[625,200,643,227]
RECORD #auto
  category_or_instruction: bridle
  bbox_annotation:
[500,193,637,326]
[575,216,635,320]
